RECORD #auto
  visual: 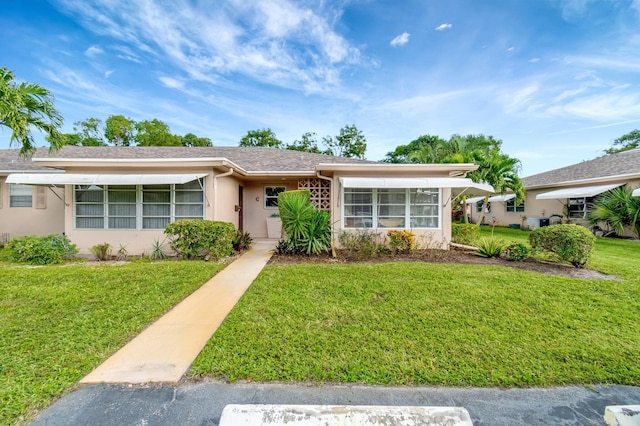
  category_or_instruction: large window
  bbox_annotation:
[9,184,32,208]
[343,188,440,229]
[74,181,204,229]
[568,197,593,219]
[506,198,525,213]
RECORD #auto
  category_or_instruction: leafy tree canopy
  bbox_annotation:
[286,132,328,154]
[105,115,135,146]
[605,129,640,154]
[0,67,64,156]
[323,124,367,159]
[182,132,212,147]
[135,119,181,146]
[239,128,283,148]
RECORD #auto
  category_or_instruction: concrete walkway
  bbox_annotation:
[81,240,276,384]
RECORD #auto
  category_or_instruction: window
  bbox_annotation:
[343,188,440,229]
[476,200,490,213]
[506,198,525,213]
[74,182,204,229]
[10,184,32,207]
[264,186,286,208]
[568,197,593,219]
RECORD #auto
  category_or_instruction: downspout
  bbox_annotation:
[212,168,234,220]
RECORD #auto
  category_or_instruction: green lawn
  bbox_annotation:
[0,259,224,426]
[191,229,640,387]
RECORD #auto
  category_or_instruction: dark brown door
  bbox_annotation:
[238,186,244,231]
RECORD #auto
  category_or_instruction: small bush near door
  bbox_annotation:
[165,220,236,260]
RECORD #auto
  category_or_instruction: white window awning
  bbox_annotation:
[633,188,640,197]
[5,173,208,186]
[536,183,623,200]
[461,193,516,204]
[339,177,494,192]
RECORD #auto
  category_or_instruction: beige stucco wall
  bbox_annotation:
[0,177,65,240]
[243,179,298,238]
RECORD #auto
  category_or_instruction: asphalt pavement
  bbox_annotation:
[30,381,640,425]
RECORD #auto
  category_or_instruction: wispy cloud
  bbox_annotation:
[84,45,103,57]
[104,70,114,78]
[390,32,410,47]
[158,76,184,89]
[528,58,540,63]
[435,23,452,31]
[506,46,515,52]
[53,0,362,95]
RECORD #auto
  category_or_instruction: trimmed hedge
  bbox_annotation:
[6,234,78,265]
[164,220,236,260]
[529,224,595,268]
[452,223,480,245]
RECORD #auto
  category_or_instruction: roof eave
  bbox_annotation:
[316,163,478,175]
[524,171,640,190]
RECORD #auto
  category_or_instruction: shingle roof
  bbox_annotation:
[0,148,60,172]
[522,148,640,188]
[34,146,377,172]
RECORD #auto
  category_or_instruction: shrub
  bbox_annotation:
[338,230,387,258]
[89,243,112,261]
[529,224,595,268]
[149,238,168,260]
[474,238,504,258]
[233,230,253,253]
[278,190,331,255]
[387,230,416,253]
[6,234,78,265]
[504,241,530,262]
[164,220,235,260]
[452,223,480,245]
[274,238,303,255]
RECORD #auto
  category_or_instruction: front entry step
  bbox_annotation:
[219,404,473,425]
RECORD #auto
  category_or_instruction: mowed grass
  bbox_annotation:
[191,229,640,387]
[0,259,223,426]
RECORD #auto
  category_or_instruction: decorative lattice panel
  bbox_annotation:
[298,178,331,210]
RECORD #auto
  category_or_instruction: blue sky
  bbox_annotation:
[1,0,639,176]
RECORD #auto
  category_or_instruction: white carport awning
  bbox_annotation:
[461,193,516,204]
[633,188,640,197]
[339,177,494,192]
[5,173,207,185]
[536,183,622,200]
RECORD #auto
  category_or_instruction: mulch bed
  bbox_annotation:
[268,249,617,280]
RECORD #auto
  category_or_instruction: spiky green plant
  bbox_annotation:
[588,186,640,238]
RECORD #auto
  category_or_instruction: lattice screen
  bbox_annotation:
[298,178,331,210]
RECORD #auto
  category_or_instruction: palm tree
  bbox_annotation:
[468,148,525,225]
[588,186,640,238]
[0,67,64,156]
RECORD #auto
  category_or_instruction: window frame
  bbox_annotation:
[568,197,593,219]
[505,198,525,213]
[9,183,33,208]
[264,186,286,209]
[74,182,204,230]
[342,187,441,230]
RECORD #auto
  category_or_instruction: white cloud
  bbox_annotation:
[84,45,103,57]
[104,70,114,78]
[158,76,185,89]
[506,46,515,52]
[435,23,452,31]
[390,32,410,47]
[528,58,540,63]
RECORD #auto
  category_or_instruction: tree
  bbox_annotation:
[181,132,212,147]
[0,67,64,156]
[286,132,326,154]
[239,128,283,148]
[105,114,135,146]
[323,124,367,159]
[383,134,446,163]
[135,119,181,146]
[605,129,640,154]
[468,148,525,225]
[588,186,640,238]
[72,117,107,146]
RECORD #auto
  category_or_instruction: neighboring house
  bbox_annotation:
[2,146,491,254]
[0,149,65,244]
[468,148,640,233]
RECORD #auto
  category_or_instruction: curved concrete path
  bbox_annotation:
[81,240,276,384]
